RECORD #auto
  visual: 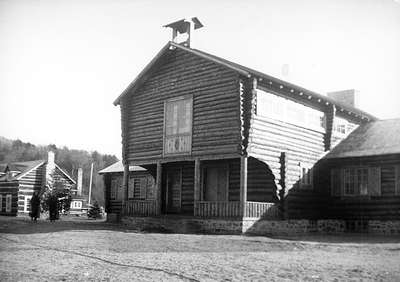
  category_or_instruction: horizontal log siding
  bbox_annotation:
[125,49,241,162]
[247,157,277,202]
[17,164,45,212]
[0,182,19,216]
[248,116,326,219]
[320,155,400,220]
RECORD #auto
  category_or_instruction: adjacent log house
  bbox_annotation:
[0,152,76,216]
[114,35,378,223]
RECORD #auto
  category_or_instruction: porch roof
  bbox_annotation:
[98,160,146,175]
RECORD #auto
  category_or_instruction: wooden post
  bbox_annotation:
[88,163,94,205]
[324,105,336,151]
[194,158,201,215]
[156,161,162,215]
[240,156,248,217]
[121,162,129,215]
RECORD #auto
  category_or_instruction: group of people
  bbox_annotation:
[29,191,59,222]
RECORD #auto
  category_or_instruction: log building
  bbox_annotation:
[0,151,76,216]
[112,19,399,233]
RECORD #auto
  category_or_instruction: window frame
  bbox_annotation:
[128,176,156,201]
[343,167,369,197]
[6,194,12,212]
[24,195,31,213]
[163,95,193,156]
[299,162,313,189]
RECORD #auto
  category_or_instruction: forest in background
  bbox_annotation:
[0,136,119,206]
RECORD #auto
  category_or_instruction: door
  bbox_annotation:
[203,166,228,201]
[165,169,181,213]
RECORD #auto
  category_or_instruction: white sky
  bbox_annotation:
[1,0,399,158]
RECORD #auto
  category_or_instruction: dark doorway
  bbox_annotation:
[163,168,182,213]
[202,166,228,201]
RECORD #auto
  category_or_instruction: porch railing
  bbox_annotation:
[244,201,279,219]
[124,200,158,216]
[194,201,242,218]
[194,201,280,219]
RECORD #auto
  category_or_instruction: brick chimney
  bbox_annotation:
[327,89,359,108]
[77,167,83,196]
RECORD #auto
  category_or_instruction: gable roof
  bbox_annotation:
[114,41,377,121]
[0,160,45,182]
[324,118,400,159]
[98,160,146,174]
[0,159,76,184]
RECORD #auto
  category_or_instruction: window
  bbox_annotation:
[256,89,325,132]
[24,195,31,213]
[299,163,313,189]
[6,194,12,212]
[128,176,155,200]
[164,96,193,155]
[333,117,358,136]
[71,201,82,209]
[344,168,368,196]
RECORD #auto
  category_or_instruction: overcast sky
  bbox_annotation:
[1,0,399,158]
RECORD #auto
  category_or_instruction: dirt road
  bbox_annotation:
[1,216,399,281]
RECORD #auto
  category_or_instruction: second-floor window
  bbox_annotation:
[164,96,193,155]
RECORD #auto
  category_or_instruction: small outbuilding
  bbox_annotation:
[98,161,154,220]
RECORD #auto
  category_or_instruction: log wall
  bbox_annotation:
[0,181,19,216]
[320,155,400,220]
[124,49,241,163]
[17,163,45,213]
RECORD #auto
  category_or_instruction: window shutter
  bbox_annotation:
[368,167,381,196]
[331,168,342,196]
[0,194,3,211]
[128,177,135,199]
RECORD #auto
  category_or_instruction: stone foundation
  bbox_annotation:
[121,216,400,236]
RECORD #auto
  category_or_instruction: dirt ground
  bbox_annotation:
[0,216,400,281]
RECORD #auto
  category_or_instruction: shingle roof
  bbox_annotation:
[324,119,400,159]
[0,160,45,181]
[98,160,146,174]
[114,41,377,121]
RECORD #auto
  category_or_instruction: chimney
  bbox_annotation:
[45,151,56,189]
[77,167,83,196]
[327,89,359,108]
[164,17,203,47]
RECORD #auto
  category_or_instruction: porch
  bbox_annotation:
[123,199,279,218]
[121,157,281,220]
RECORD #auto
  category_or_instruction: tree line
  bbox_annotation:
[0,136,119,206]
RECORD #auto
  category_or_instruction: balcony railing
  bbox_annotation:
[124,200,158,216]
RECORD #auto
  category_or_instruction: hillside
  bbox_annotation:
[0,136,119,206]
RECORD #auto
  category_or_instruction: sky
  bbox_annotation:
[1,0,399,158]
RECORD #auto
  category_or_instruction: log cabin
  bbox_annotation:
[316,118,400,224]
[0,151,76,216]
[113,19,383,232]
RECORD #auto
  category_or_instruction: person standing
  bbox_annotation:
[30,191,41,222]
[48,194,58,222]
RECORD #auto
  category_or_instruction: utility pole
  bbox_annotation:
[88,163,94,205]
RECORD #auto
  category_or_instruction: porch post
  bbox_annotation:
[156,161,162,215]
[194,158,201,215]
[240,156,248,217]
[122,162,129,215]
